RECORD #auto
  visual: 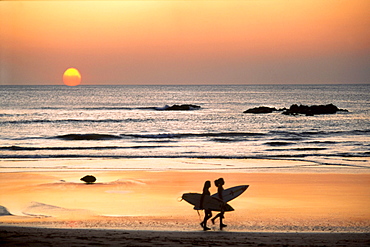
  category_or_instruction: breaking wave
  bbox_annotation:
[120,132,266,139]
[22,202,93,218]
[56,133,122,140]
[32,105,199,111]
[0,145,170,151]
[25,129,369,142]
[2,118,156,125]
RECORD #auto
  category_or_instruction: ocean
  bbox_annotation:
[1,84,369,171]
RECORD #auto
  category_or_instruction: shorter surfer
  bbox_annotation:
[200,180,212,231]
[211,178,227,230]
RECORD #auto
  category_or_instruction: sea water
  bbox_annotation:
[1,84,369,171]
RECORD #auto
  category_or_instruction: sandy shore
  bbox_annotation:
[1,158,369,245]
[1,226,370,247]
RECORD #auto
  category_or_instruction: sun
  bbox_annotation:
[63,68,81,86]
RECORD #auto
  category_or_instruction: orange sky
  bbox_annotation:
[1,1,369,85]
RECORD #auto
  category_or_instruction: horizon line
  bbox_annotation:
[1,83,369,87]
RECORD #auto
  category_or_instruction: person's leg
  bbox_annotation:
[201,210,212,230]
[219,212,227,230]
[211,212,221,224]
[204,211,212,230]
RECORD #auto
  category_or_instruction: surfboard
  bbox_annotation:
[192,185,249,210]
[182,193,234,212]
[212,185,249,202]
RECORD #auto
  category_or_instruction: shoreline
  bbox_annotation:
[1,158,369,243]
[1,157,369,174]
[1,159,369,233]
[1,226,369,247]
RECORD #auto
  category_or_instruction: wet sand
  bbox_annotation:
[1,159,370,245]
[1,225,370,247]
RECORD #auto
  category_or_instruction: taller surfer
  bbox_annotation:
[200,180,212,231]
[211,178,227,230]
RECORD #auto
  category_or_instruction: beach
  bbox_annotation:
[1,158,369,245]
[1,226,369,247]
[2,0,369,244]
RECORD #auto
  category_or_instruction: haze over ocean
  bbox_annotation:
[1,84,369,172]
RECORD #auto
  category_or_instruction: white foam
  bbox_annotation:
[22,201,93,218]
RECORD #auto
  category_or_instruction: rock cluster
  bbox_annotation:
[282,104,348,116]
[244,104,348,116]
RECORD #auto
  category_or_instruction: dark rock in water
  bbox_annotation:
[80,175,96,184]
[163,104,201,111]
[243,106,278,114]
[244,104,348,116]
[282,103,348,116]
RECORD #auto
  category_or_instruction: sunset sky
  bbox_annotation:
[1,1,369,85]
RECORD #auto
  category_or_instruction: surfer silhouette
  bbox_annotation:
[200,180,212,231]
[211,178,227,230]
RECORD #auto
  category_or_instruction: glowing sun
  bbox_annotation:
[63,68,81,86]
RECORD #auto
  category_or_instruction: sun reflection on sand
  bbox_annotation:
[1,165,369,231]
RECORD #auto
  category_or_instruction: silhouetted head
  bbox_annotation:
[214,178,225,187]
[204,180,211,189]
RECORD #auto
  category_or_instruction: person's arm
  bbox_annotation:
[218,187,224,201]
[200,193,205,209]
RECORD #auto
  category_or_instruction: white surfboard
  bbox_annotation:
[212,185,249,202]
[182,193,234,212]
